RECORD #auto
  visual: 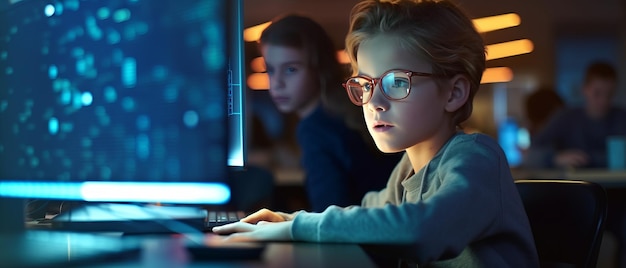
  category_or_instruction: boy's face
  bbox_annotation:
[356,35,452,153]
[262,44,319,117]
[583,76,616,119]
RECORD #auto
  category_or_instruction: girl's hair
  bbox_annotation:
[260,14,372,143]
[345,0,486,127]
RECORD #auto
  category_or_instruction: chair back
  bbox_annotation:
[515,179,607,268]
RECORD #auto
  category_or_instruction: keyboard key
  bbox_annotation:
[205,211,246,230]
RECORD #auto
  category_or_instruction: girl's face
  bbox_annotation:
[356,35,453,153]
[262,44,320,117]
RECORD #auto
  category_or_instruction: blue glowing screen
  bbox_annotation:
[0,0,230,186]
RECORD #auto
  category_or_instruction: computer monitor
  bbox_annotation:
[0,0,246,232]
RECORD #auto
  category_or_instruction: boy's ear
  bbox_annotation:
[444,74,470,113]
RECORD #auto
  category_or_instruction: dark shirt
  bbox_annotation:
[524,107,626,168]
[296,105,401,212]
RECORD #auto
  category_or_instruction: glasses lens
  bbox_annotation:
[381,71,410,99]
[346,78,366,105]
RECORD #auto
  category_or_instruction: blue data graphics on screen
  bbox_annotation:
[0,0,230,183]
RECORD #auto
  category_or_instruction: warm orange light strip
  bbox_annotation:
[337,50,350,64]
[247,73,269,90]
[481,67,513,84]
[473,13,520,33]
[250,57,266,72]
[243,22,272,42]
[485,39,534,61]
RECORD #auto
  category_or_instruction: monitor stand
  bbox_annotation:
[48,203,208,234]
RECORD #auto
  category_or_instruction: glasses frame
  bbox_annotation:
[342,69,434,106]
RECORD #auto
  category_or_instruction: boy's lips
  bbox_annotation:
[372,121,394,132]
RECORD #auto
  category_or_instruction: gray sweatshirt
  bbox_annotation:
[290,133,539,267]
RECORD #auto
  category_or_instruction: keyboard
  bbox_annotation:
[44,203,248,233]
[206,211,247,229]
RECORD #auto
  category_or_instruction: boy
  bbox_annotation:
[214,0,539,266]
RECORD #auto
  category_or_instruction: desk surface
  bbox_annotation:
[512,168,626,187]
[94,239,378,268]
[194,242,376,268]
[4,230,377,268]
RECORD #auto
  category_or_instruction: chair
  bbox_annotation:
[515,179,607,268]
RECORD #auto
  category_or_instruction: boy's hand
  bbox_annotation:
[211,221,293,242]
[240,208,286,224]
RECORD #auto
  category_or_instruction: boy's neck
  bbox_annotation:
[405,129,457,173]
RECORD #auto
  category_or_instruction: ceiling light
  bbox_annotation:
[486,39,534,61]
[250,57,265,72]
[247,73,269,90]
[243,22,271,42]
[481,67,513,84]
[473,13,521,33]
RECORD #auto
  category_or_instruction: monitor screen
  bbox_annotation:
[0,0,245,205]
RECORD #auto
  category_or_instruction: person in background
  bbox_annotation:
[259,14,401,212]
[213,1,538,266]
[524,61,626,169]
[523,86,564,136]
[523,61,626,268]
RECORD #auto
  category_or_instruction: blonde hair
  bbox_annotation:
[345,0,486,126]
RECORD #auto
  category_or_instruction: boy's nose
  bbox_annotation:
[365,85,389,112]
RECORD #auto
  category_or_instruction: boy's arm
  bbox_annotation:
[291,137,526,263]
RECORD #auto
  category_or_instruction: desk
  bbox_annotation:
[512,169,626,188]
[4,230,377,268]
[190,242,377,268]
[93,240,378,268]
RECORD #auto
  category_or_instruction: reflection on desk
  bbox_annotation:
[4,230,376,268]
[512,168,626,187]
[0,230,139,268]
[89,242,376,268]
[259,243,377,268]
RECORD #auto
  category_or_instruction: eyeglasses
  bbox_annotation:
[342,69,434,106]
